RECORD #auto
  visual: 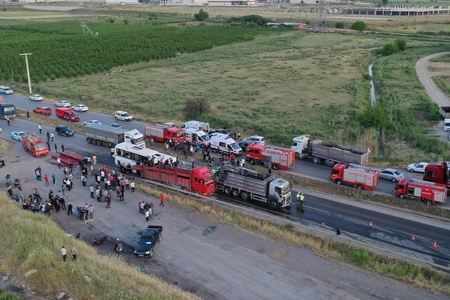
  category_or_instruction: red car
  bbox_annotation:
[33,106,52,115]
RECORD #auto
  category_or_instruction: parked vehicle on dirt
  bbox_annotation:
[134,226,163,258]
[215,163,292,209]
[291,134,370,166]
[329,164,379,191]
[84,124,144,147]
[245,144,295,170]
[55,107,79,122]
[22,133,49,157]
[393,179,447,205]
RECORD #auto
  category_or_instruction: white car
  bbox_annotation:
[72,104,89,112]
[406,162,428,173]
[114,110,133,121]
[0,86,13,95]
[29,94,44,101]
[83,120,102,126]
[55,99,71,107]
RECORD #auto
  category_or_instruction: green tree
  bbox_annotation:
[194,9,209,22]
[350,20,367,31]
[335,22,344,29]
[382,42,399,56]
[382,0,389,5]
[359,102,392,157]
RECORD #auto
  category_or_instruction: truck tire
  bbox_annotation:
[399,194,406,199]
[272,164,279,170]
[297,153,302,159]
[240,191,249,201]
[335,180,342,185]
[224,186,231,195]
[269,200,278,209]
[312,157,321,164]
[86,137,92,144]
[356,184,363,190]
[249,159,255,165]
[426,200,432,205]
[232,189,239,197]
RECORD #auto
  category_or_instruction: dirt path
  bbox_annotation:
[415,52,450,107]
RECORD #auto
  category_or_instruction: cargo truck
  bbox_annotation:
[439,106,450,119]
[329,164,379,190]
[144,124,185,143]
[0,96,15,119]
[393,179,447,205]
[423,161,450,194]
[245,144,296,170]
[55,107,80,122]
[215,164,292,209]
[291,134,370,166]
[22,133,49,157]
[84,124,145,147]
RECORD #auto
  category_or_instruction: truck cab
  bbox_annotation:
[268,178,292,208]
[124,129,145,147]
[423,162,450,193]
[291,135,310,158]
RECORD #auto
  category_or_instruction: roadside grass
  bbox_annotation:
[0,289,18,300]
[0,139,12,156]
[136,183,450,295]
[433,76,450,99]
[0,195,200,300]
[33,32,386,149]
[430,54,450,63]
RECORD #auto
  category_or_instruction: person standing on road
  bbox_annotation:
[27,111,30,118]
[88,205,94,219]
[67,202,73,215]
[297,192,305,212]
[159,193,165,207]
[89,184,95,198]
[50,132,54,142]
[148,207,153,221]
[335,228,341,241]
[145,209,150,223]
[106,195,111,209]
[61,246,67,261]
[61,144,65,152]
[92,155,97,165]
[6,116,10,126]
[55,144,58,154]
[52,173,56,185]
[71,246,77,261]
[38,124,42,134]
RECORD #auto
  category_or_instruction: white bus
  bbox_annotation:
[114,142,177,169]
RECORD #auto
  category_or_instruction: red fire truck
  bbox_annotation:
[329,164,379,190]
[144,124,185,143]
[423,161,450,194]
[22,133,49,157]
[393,179,446,205]
[245,144,296,170]
[130,164,216,196]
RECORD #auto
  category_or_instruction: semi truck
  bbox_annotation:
[393,179,447,205]
[329,164,379,190]
[22,133,49,157]
[55,107,80,122]
[439,106,450,119]
[291,134,370,166]
[423,161,450,194]
[144,124,185,143]
[130,164,216,196]
[215,164,292,209]
[84,124,145,147]
[245,144,296,170]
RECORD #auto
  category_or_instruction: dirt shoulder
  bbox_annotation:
[2,140,448,300]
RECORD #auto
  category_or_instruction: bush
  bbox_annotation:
[228,15,273,26]
[183,98,210,118]
[350,21,367,31]
[382,42,399,56]
[395,38,406,51]
[194,9,209,22]
[335,22,345,29]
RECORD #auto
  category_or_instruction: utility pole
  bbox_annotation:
[19,53,33,94]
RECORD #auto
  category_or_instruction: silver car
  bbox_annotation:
[379,168,405,182]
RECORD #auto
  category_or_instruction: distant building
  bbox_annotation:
[160,0,257,5]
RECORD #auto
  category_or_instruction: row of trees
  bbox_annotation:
[0,22,266,83]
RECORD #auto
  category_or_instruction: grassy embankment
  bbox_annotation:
[0,195,200,300]
[136,183,450,295]
[433,76,450,99]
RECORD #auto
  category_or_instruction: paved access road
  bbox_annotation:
[1,93,430,202]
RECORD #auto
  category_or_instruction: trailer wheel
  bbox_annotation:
[224,186,231,195]
[86,138,92,144]
[399,194,406,199]
[240,191,249,201]
[426,200,432,205]
[272,164,279,170]
[232,189,239,197]
[335,180,342,185]
[269,200,278,209]
[312,157,321,164]
[356,184,364,190]
[249,159,255,165]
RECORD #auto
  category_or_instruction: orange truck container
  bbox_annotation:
[144,123,185,143]
[22,133,49,157]
[393,179,447,205]
[55,107,80,122]
[329,164,379,190]
[245,144,296,170]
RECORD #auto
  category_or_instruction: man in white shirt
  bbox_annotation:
[61,246,67,261]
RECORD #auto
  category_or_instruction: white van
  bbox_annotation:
[444,119,450,131]
[210,133,242,155]
[184,128,210,147]
[182,120,210,132]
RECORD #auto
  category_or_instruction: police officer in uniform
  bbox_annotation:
[297,192,305,212]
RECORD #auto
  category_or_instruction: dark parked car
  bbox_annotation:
[55,125,74,137]
[133,225,163,258]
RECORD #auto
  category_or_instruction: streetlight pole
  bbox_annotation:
[19,53,33,94]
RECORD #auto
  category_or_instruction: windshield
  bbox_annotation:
[69,112,78,117]
[282,182,292,195]
[231,142,240,150]
[3,106,15,112]
[200,134,210,141]
[133,136,145,144]
[35,143,48,150]
[122,113,130,117]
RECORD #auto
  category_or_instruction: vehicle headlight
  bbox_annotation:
[133,251,137,254]
[145,251,150,254]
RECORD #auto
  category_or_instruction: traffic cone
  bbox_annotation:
[321,222,325,228]
[369,221,373,228]
[433,241,438,249]
[411,235,416,241]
